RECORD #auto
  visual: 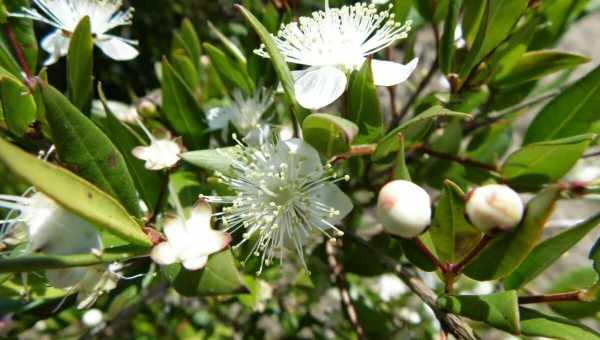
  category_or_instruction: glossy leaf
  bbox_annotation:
[302,113,358,158]
[208,21,246,65]
[437,290,520,334]
[164,249,248,296]
[464,187,561,281]
[0,76,36,136]
[181,147,240,175]
[392,134,411,181]
[161,58,208,149]
[4,0,37,72]
[67,16,93,112]
[203,42,253,95]
[502,134,595,189]
[520,307,600,340]
[524,66,600,144]
[178,18,202,72]
[439,0,461,74]
[0,138,151,246]
[505,212,600,290]
[347,61,383,143]
[41,83,142,218]
[493,50,590,86]
[548,267,600,319]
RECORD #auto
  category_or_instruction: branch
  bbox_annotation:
[345,231,480,340]
[583,150,600,159]
[325,239,367,340]
[395,59,438,125]
[518,291,584,305]
[3,24,34,86]
[413,144,500,172]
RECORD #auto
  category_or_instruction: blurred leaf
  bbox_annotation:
[459,0,528,79]
[393,0,414,22]
[505,212,600,290]
[529,0,590,50]
[414,0,449,22]
[42,83,142,218]
[520,307,600,339]
[165,249,248,296]
[181,147,240,175]
[0,75,36,136]
[373,106,471,161]
[439,0,461,74]
[400,235,437,272]
[347,60,383,143]
[67,16,93,112]
[493,50,590,86]
[343,234,403,277]
[502,134,595,189]
[171,52,199,90]
[0,38,21,79]
[429,180,481,263]
[302,113,358,158]
[524,65,600,144]
[161,58,208,149]
[438,290,520,334]
[208,21,247,65]
[98,85,162,210]
[392,134,411,180]
[236,5,309,121]
[4,0,37,72]
[203,42,253,95]
[178,18,202,72]
[548,267,600,319]
[464,187,560,281]
[0,138,150,246]
[461,0,485,46]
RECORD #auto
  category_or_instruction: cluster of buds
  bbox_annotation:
[377,181,524,238]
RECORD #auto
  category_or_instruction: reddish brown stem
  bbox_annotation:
[449,234,492,275]
[413,237,448,273]
[414,144,500,173]
[3,25,34,84]
[518,291,583,305]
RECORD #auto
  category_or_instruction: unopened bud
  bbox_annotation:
[137,99,158,118]
[82,308,103,327]
[465,184,524,233]
[377,180,431,238]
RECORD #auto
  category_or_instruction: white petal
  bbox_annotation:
[163,217,188,247]
[46,268,88,289]
[311,183,354,224]
[277,139,323,176]
[194,230,231,256]
[187,200,212,231]
[182,256,208,271]
[150,242,179,265]
[294,66,347,110]
[131,146,151,161]
[40,30,70,65]
[95,36,139,61]
[371,58,419,87]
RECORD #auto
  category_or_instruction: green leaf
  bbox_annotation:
[181,147,240,175]
[520,307,600,340]
[0,76,36,136]
[400,235,436,272]
[347,61,383,143]
[439,0,461,74]
[0,138,151,247]
[41,83,142,218]
[235,5,308,121]
[392,134,411,181]
[373,105,471,161]
[302,113,358,158]
[493,50,590,86]
[165,249,248,296]
[505,212,600,290]
[459,0,528,79]
[203,42,253,95]
[548,267,600,319]
[4,0,38,72]
[0,38,21,77]
[171,52,199,91]
[414,0,449,22]
[161,58,208,149]
[437,290,520,334]
[179,18,202,72]
[429,180,481,263]
[502,134,595,189]
[98,85,162,210]
[464,187,561,281]
[208,21,247,65]
[524,66,600,144]
[67,16,93,112]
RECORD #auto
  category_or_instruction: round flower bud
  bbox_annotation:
[377,180,432,238]
[466,184,524,233]
[82,308,103,327]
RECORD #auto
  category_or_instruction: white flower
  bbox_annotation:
[0,191,115,308]
[10,0,139,65]
[132,122,183,171]
[466,184,524,233]
[203,138,353,273]
[150,200,232,270]
[255,2,417,109]
[377,180,432,238]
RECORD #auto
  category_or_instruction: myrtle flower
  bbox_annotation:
[10,0,139,65]
[203,138,353,274]
[132,121,183,171]
[151,200,232,271]
[255,2,417,109]
[0,191,115,308]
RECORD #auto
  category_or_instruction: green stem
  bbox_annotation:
[0,246,148,273]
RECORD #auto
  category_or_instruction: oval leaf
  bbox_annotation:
[181,147,240,175]
[67,16,93,112]
[0,76,36,137]
[302,113,358,158]
[347,60,383,143]
[520,307,600,340]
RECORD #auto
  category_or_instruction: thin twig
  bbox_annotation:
[395,59,438,125]
[412,237,448,273]
[518,291,584,305]
[583,150,600,159]
[449,234,492,275]
[3,24,34,86]
[325,239,367,340]
[413,144,500,172]
[345,231,480,340]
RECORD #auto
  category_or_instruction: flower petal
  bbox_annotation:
[150,241,179,265]
[311,182,354,224]
[95,36,139,61]
[371,58,419,87]
[163,217,187,247]
[182,256,209,271]
[46,267,88,289]
[187,200,212,231]
[40,30,70,66]
[277,139,323,176]
[294,66,347,110]
[131,146,151,161]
